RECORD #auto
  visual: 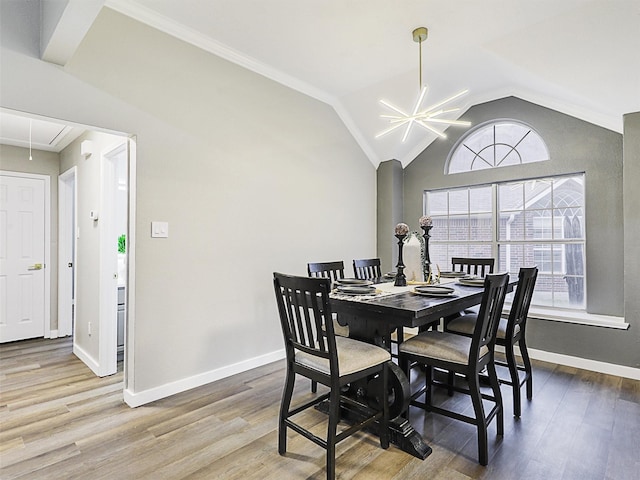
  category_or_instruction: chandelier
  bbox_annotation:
[376,27,471,142]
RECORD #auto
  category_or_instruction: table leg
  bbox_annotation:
[318,361,432,460]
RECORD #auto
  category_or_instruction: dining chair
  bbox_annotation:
[273,272,390,480]
[449,257,496,317]
[399,272,509,466]
[307,261,345,282]
[353,258,382,280]
[444,266,538,417]
[352,258,407,359]
[451,257,495,276]
[307,261,349,393]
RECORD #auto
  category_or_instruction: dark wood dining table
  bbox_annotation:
[328,277,515,460]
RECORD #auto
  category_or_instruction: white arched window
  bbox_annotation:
[447,120,549,174]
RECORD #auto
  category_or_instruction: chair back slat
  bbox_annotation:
[506,267,538,339]
[353,258,382,280]
[307,261,345,282]
[274,273,334,362]
[472,273,509,357]
[452,257,495,277]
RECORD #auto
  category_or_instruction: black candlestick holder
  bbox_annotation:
[420,225,432,264]
[394,234,407,286]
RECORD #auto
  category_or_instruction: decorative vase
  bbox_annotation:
[394,234,407,286]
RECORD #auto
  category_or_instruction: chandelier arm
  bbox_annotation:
[401,121,415,143]
[421,118,472,126]
[415,119,447,138]
[375,119,412,138]
[422,89,469,113]
[380,100,410,117]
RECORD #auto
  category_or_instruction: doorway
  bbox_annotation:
[98,141,128,376]
[0,172,51,342]
[58,167,76,338]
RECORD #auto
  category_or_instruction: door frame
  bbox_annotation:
[58,166,77,338]
[0,170,51,339]
[98,141,128,377]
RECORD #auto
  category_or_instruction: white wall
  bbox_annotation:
[1,5,376,401]
[59,131,125,366]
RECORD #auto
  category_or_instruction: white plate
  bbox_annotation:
[412,289,456,297]
[336,285,376,295]
[414,285,455,294]
[457,278,485,286]
[335,278,373,286]
[439,271,466,278]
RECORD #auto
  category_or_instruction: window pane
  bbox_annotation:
[556,209,584,240]
[448,120,549,174]
[430,217,448,241]
[469,213,492,241]
[499,211,524,241]
[528,210,552,240]
[468,244,492,259]
[448,215,469,241]
[469,186,492,213]
[426,191,448,215]
[499,183,523,211]
[498,244,524,274]
[449,190,468,214]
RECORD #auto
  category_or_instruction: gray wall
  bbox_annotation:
[376,159,403,273]
[623,112,640,365]
[1,5,376,398]
[386,96,638,369]
[0,144,60,329]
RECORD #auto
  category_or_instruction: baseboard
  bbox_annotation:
[123,348,286,408]
[524,347,640,381]
[73,343,101,377]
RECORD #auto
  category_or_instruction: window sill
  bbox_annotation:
[504,304,629,330]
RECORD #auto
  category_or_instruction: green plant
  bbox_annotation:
[118,234,126,254]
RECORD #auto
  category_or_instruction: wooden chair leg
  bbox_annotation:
[326,386,340,480]
[425,366,433,406]
[468,371,489,466]
[311,380,317,393]
[519,338,534,400]
[488,362,504,436]
[279,368,296,454]
[505,342,522,417]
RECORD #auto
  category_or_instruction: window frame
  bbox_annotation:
[446,119,550,175]
[424,173,587,311]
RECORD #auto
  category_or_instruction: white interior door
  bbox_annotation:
[58,167,76,337]
[0,174,46,342]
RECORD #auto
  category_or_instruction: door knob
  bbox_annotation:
[28,263,43,270]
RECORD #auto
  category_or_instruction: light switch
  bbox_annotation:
[151,221,169,238]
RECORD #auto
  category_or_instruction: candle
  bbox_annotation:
[419,215,432,227]
[395,223,409,236]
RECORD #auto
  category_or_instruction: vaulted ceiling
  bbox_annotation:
[4,0,640,166]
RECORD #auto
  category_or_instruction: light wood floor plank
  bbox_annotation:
[1,337,639,480]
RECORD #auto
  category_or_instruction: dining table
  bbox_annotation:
[327,275,516,460]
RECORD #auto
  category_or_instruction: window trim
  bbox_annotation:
[425,173,592,314]
[445,118,550,175]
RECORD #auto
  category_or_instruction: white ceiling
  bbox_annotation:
[105,0,640,166]
[4,0,640,166]
[0,109,85,153]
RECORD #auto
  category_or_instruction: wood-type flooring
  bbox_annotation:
[1,337,639,479]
